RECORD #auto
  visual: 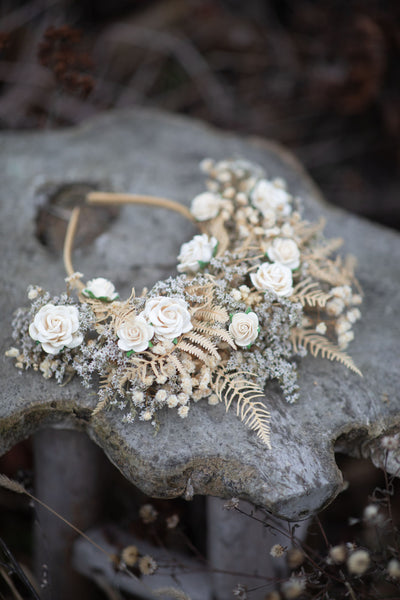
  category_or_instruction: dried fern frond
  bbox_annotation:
[182,331,220,359]
[176,341,211,364]
[185,279,215,298]
[293,217,326,245]
[168,353,189,378]
[192,320,236,349]
[200,213,230,256]
[303,237,343,261]
[291,278,332,308]
[213,368,271,447]
[193,305,229,323]
[92,394,110,417]
[290,328,362,376]
[307,255,357,287]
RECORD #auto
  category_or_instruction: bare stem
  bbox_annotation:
[86,191,196,223]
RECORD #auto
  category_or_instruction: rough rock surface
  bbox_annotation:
[1,109,399,520]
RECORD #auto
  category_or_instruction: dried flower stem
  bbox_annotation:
[63,206,84,281]
[86,192,196,223]
[0,474,113,562]
[64,193,197,280]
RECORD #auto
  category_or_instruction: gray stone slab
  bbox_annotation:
[1,109,399,520]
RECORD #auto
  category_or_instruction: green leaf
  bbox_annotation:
[257,326,261,333]
[126,350,135,358]
[35,340,40,346]
[83,290,118,302]
[212,241,219,257]
[245,307,252,314]
[148,341,154,348]
[198,260,209,270]
[246,343,253,350]
[229,313,233,322]
[173,338,178,345]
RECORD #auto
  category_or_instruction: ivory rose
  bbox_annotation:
[143,297,193,341]
[116,313,154,352]
[177,234,218,273]
[267,238,300,270]
[83,277,119,301]
[250,262,293,297]
[29,304,83,354]
[190,192,221,221]
[251,179,291,217]
[229,311,259,347]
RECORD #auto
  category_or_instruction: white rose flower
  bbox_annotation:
[250,262,293,297]
[229,311,260,347]
[251,179,292,217]
[267,238,300,270]
[143,297,193,341]
[190,192,221,221]
[177,234,218,273]
[83,277,119,301]
[29,303,83,354]
[117,313,154,353]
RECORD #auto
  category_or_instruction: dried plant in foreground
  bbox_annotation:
[8,158,362,447]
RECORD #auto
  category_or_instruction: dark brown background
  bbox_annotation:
[0,0,399,229]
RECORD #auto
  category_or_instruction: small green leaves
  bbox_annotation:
[229,313,233,322]
[212,241,219,257]
[126,350,135,358]
[35,340,40,346]
[257,326,261,333]
[246,343,253,350]
[245,307,252,314]
[198,260,209,270]
[83,290,118,302]
[173,338,178,345]
[148,341,154,348]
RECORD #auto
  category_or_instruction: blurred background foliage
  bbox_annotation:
[0,0,399,228]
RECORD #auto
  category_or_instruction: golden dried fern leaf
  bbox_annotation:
[192,320,236,348]
[168,353,189,378]
[213,368,271,448]
[182,331,220,359]
[201,213,230,256]
[303,237,343,261]
[193,305,229,323]
[307,261,350,287]
[293,217,326,244]
[185,280,215,298]
[176,341,211,364]
[290,328,362,376]
[291,278,332,308]
[92,394,110,417]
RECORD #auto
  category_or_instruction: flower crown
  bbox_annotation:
[8,158,362,448]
